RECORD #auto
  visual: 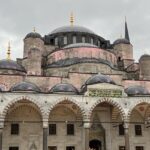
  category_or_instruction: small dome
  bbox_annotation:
[85,74,116,85]
[49,83,78,94]
[139,54,150,61]
[0,59,26,72]
[125,85,150,96]
[10,81,41,92]
[50,25,95,35]
[63,43,98,49]
[25,32,42,40]
[113,38,130,45]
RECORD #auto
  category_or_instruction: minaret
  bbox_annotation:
[125,17,130,42]
[7,41,11,60]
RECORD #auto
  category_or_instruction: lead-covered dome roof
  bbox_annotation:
[50,25,95,35]
[85,74,116,85]
[139,54,150,60]
[63,43,98,49]
[25,32,42,40]
[49,83,78,94]
[0,59,26,72]
[10,81,41,92]
[125,85,150,96]
[113,38,130,45]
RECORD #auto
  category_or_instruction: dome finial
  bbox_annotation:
[7,41,11,60]
[70,12,74,26]
[33,27,36,33]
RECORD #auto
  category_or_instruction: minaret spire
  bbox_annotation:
[125,17,130,42]
[7,41,11,60]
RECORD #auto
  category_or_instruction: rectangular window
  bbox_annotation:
[66,146,75,150]
[49,124,56,135]
[119,124,124,135]
[119,146,125,150]
[11,124,19,135]
[9,147,19,150]
[48,146,57,150]
[67,124,74,135]
[135,146,144,150]
[135,125,142,136]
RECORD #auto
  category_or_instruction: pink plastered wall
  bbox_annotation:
[123,80,150,92]
[48,47,117,65]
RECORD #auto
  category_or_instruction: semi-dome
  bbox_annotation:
[113,38,130,45]
[49,83,78,94]
[25,32,42,40]
[63,43,98,49]
[50,25,95,35]
[85,74,116,85]
[10,81,41,92]
[125,85,150,96]
[0,59,26,72]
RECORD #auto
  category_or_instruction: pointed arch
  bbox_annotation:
[47,96,86,119]
[88,98,125,120]
[2,96,45,120]
[127,98,150,120]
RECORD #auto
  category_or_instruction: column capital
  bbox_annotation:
[43,118,48,128]
[123,121,129,129]
[0,118,4,129]
[83,119,91,129]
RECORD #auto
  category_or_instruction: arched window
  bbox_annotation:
[73,36,76,44]
[55,37,58,45]
[64,36,67,45]
[82,36,86,43]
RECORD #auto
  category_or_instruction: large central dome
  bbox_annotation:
[50,25,95,35]
[45,24,108,49]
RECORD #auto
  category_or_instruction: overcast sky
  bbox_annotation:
[0,0,150,62]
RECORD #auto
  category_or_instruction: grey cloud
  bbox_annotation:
[0,0,150,61]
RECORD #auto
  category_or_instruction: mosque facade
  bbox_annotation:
[0,18,150,150]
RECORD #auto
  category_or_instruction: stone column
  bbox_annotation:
[43,128,48,150]
[43,119,48,150]
[0,128,2,150]
[0,118,4,150]
[84,119,91,150]
[124,122,130,150]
